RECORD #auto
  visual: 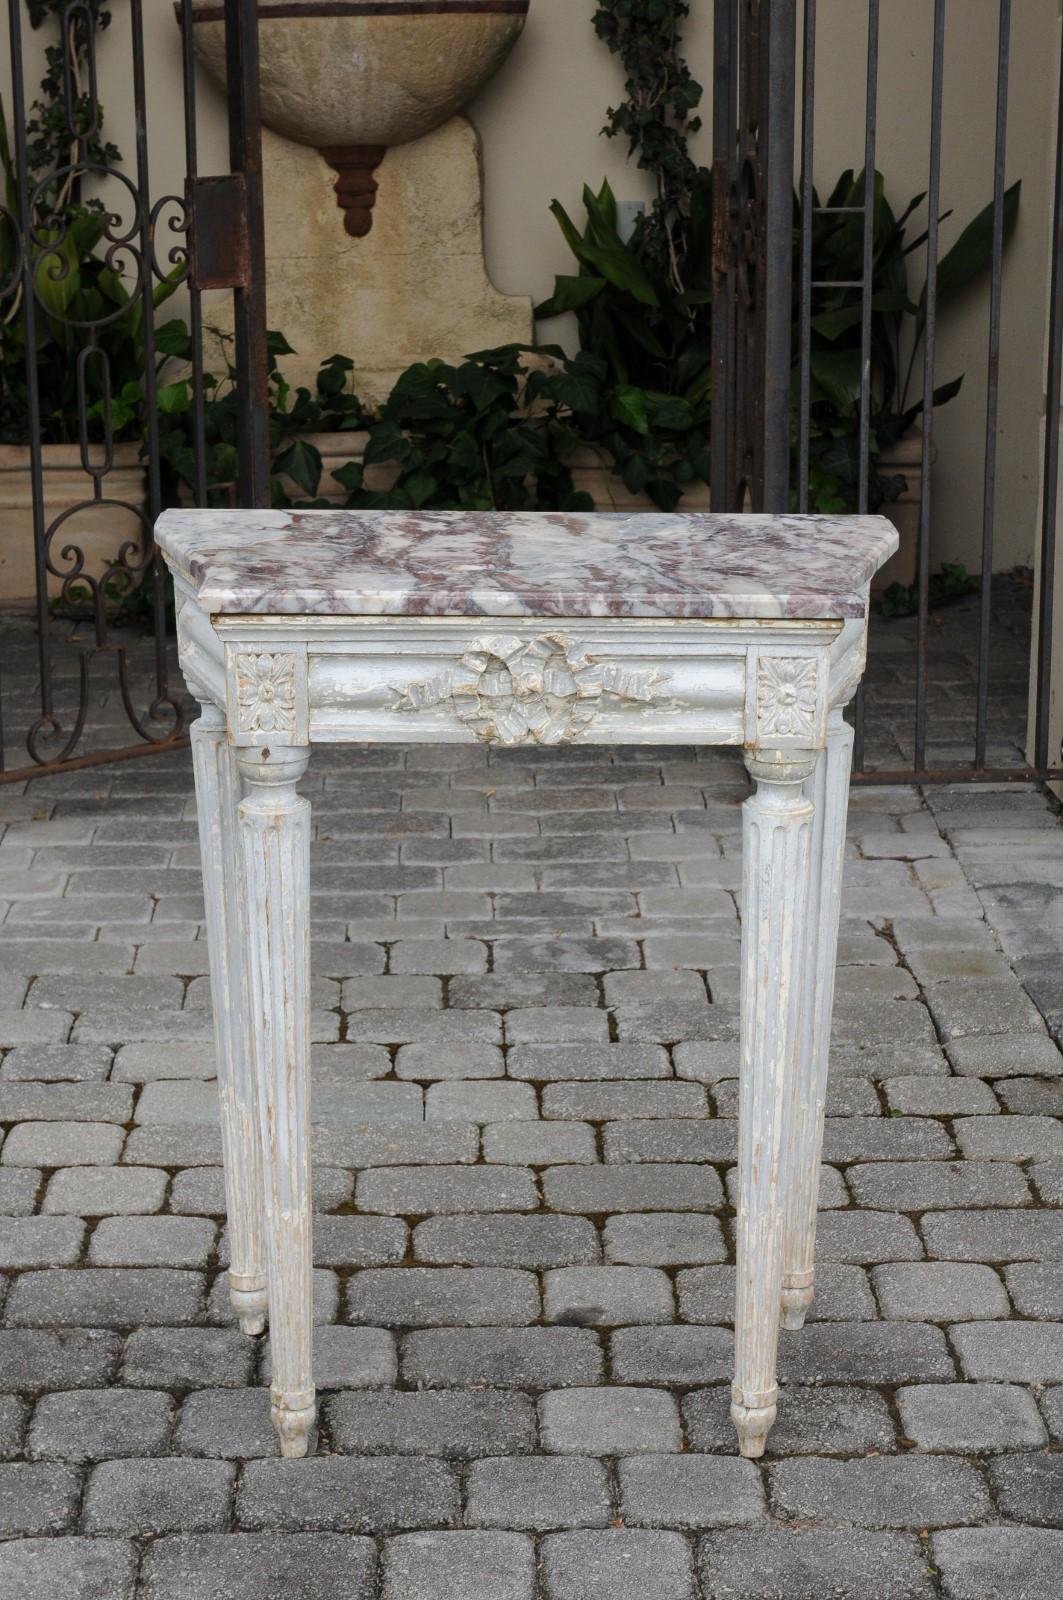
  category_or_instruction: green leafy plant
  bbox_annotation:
[592,0,705,288]
[874,560,978,619]
[797,168,1021,514]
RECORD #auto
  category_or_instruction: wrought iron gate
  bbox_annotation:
[711,0,1063,785]
[0,0,266,782]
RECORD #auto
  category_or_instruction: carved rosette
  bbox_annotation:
[756,656,819,742]
[234,652,298,737]
[392,632,673,746]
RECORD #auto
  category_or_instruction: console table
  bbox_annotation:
[156,507,897,1461]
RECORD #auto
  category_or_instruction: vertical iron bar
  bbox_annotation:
[759,0,797,512]
[225,0,270,508]
[974,0,1010,769]
[129,0,170,703]
[180,0,209,509]
[797,0,816,513]
[711,0,736,513]
[1036,15,1063,769]
[857,0,879,514]
[6,0,53,746]
[914,0,946,773]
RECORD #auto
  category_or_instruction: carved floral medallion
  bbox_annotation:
[756,656,819,741]
[234,652,298,736]
[393,632,673,746]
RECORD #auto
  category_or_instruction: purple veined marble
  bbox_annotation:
[155,507,899,620]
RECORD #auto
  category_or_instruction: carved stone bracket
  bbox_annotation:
[226,646,309,746]
[755,655,820,744]
[392,631,674,746]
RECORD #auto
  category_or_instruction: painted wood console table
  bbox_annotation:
[156,507,897,1461]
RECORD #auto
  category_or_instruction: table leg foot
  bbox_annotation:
[273,1396,316,1458]
[731,1393,777,1459]
[230,1273,268,1336]
[780,1278,814,1331]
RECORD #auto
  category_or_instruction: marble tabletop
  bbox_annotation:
[155,507,898,621]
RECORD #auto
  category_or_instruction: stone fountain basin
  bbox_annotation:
[187,0,529,151]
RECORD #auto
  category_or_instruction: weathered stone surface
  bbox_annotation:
[0,1537,136,1600]
[542,1530,695,1600]
[138,1533,377,1600]
[767,1454,991,1528]
[698,1530,934,1600]
[896,1383,1048,1452]
[326,1389,536,1458]
[381,1531,535,1600]
[236,1457,461,1533]
[81,1458,235,1534]
[932,1527,1063,1600]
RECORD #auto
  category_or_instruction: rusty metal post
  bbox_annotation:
[225,0,271,509]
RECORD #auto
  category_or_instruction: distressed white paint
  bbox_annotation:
[166,510,891,1459]
[732,749,817,1460]
[236,746,315,1458]
[188,704,268,1336]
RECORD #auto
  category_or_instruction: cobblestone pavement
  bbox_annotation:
[1,640,1063,1595]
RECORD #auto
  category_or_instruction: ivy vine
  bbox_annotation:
[592,0,704,289]
[25,0,121,215]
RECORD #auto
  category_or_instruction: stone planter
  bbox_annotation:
[286,432,712,514]
[0,443,148,610]
[876,431,934,592]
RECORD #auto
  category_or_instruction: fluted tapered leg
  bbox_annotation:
[781,711,854,1330]
[190,705,267,1336]
[237,746,314,1458]
[732,748,818,1459]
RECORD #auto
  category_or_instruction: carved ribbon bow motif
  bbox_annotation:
[393,632,673,746]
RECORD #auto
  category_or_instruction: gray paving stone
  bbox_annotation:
[331,1008,502,1044]
[777,1322,954,1385]
[896,1382,1048,1452]
[0,1537,136,1600]
[884,1076,1000,1115]
[381,1531,533,1600]
[0,1008,74,1045]
[345,1267,539,1327]
[0,1167,40,1215]
[932,1527,1063,1600]
[1004,1262,1063,1318]
[988,1452,1063,1527]
[542,1529,695,1600]
[922,1210,1063,1261]
[602,1119,735,1162]
[413,1214,600,1267]
[954,1114,1063,1161]
[612,1000,738,1044]
[402,1328,602,1389]
[6,1265,204,1327]
[604,1212,727,1266]
[483,1120,598,1165]
[88,1214,215,1267]
[672,1041,740,1083]
[0,1215,84,1267]
[543,1266,674,1325]
[542,1081,708,1119]
[0,939,134,975]
[1029,1160,1063,1204]
[237,1457,461,1532]
[175,1389,284,1458]
[465,1456,611,1530]
[829,1041,949,1079]
[262,1326,397,1390]
[449,973,598,1010]
[618,1455,766,1529]
[946,1033,1063,1077]
[847,1160,1032,1210]
[995,1076,1063,1114]
[678,1264,875,1325]
[767,1454,990,1529]
[82,1457,235,1533]
[819,1116,953,1161]
[122,1126,224,1166]
[356,1165,537,1214]
[814,1211,923,1264]
[0,1119,124,1166]
[0,1080,133,1122]
[543,1164,721,1212]
[505,1008,611,1044]
[27,1387,172,1461]
[340,975,443,1010]
[312,1122,478,1173]
[306,1214,408,1267]
[507,1043,671,1081]
[872,1262,1008,1321]
[138,1533,377,1600]
[326,1389,537,1457]
[394,1042,504,1080]
[390,939,489,975]
[1,1043,112,1081]
[0,1461,80,1536]
[0,1393,26,1457]
[0,1329,119,1392]
[172,1165,352,1217]
[683,1384,896,1456]
[927,978,1045,1039]
[610,1325,733,1385]
[120,1327,255,1390]
[952,1321,1063,1382]
[43,1164,168,1215]
[133,1079,221,1123]
[111,1041,217,1081]
[206,1266,338,1328]
[698,1529,934,1600]
[425,1080,538,1122]
[539,1386,681,1454]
